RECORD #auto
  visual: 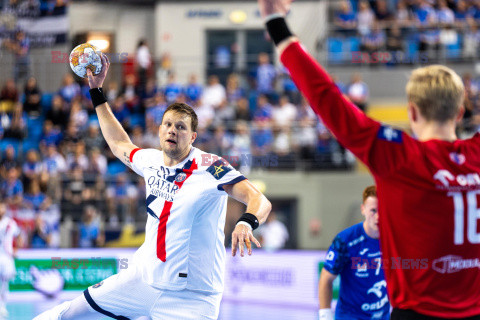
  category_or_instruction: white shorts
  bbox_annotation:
[0,254,16,281]
[84,263,222,320]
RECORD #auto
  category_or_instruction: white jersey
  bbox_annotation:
[0,216,20,256]
[130,147,245,293]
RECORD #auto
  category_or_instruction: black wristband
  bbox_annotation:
[237,213,259,230]
[265,17,293,46]
[89,88,107,107]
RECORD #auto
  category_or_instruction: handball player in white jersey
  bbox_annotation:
[34,55,271,320]
[0,203,21,319]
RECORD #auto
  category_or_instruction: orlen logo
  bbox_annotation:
[432,255,480,274]
[433,169,480,188]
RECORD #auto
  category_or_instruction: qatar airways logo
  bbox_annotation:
[433,169,480,188]
[432,255,480,274]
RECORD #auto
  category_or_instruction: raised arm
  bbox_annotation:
[258,0,384,168]
[86,55,138,168]
[224,180,272,257]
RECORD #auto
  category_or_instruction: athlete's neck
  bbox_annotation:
[163,146,192,167]
[414,121,457,142]
[363,221,379,239]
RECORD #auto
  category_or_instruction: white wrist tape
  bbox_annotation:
[264,13,285,23]
[319,308,333,320]
[236,221,253,231]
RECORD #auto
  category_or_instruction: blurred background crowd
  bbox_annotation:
[329,0,480,63]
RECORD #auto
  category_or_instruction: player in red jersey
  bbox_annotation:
[258,0,480,319]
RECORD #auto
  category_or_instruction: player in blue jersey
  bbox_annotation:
[318,186,389,320]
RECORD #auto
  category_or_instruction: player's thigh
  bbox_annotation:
[150,289,222,320]
[85,264,158,319]
[0,255,16,280]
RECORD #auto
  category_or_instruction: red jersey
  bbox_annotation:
[281,42,480,318]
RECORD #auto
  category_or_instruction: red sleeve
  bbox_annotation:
[130,148,142,163]
[280,42,415,176]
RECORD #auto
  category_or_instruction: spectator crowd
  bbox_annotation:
[331,0,480,63]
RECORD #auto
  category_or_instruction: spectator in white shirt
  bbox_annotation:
[201,75,226,109]
[257,211,289,251]
[357,1,375,36]
[136,39,152,92]
[272,95,297,129]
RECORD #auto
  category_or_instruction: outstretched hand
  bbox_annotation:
[257,0,292,19]
[231,224,261,257]
[87,53,110,89]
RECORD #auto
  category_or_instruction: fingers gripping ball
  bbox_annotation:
[69,43,103,78]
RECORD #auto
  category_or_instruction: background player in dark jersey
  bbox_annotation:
[258,0,480,319]
[319,186,389,320]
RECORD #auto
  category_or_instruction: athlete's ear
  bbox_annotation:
[191,132,197,144]
[407,102,418,123]
[455,105,465,123]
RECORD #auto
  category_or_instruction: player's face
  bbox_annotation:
[361,196,379,238]
[159,111,197,161]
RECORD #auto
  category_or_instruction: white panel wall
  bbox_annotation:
[69,2,155,55]
[155,1,326,83]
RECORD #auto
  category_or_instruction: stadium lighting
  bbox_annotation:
[87,34,110,52]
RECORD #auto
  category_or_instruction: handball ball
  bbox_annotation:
[69,43,102,78]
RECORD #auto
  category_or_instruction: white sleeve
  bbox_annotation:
[11,220,20,237]
[130,148,156,177]
[205,158,247,192]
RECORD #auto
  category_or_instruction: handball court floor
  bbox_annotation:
[6,293,318,320]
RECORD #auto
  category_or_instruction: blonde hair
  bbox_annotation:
[406,65,464,123]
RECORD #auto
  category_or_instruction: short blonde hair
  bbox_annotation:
[406,65,464,123]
